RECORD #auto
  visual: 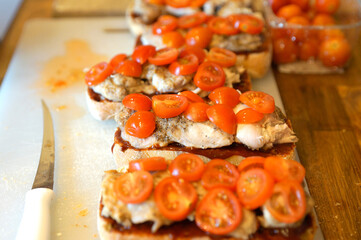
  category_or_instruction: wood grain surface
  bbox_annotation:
[0,0,360,239]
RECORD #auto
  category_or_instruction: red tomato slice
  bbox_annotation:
[178,12,207,29]
[109,54,127,69]
[169,153,205,181]
[114,59,142,77]
[162,31,185,48]
[122,93,152,111]
[152,94,189,118]
[125,111,156,138]
[239,91,275,114]
[206,47,237,67]
[208,17,239,35]
[238,156,266,173]
[169,54,199,76]
[114,171,153,204]
[180,46,207,63]
[129,157,167,172]
[185,27,213,49]
[228,14,264,35]
[265,181,307,223]
[206,104,237,134]
[165,0,191,8]
[196,188,242,235]
[209,87,240,108]
[237,168,275,209]
[178,90,204,103]
[154,176,197,221]
[132,45,156,64]
[201,159,240,190]
[264,156,306,183]
[85,62,113,86]
[184,102,210,122]
[153,15,178,35]
[236,108,264,124]
[194,62,225,91]
[189,0,207,7]
[148,47,179,66]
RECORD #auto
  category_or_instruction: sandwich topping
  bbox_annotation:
[100,155,313,238]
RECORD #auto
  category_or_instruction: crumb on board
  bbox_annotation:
[79,208,89,217]
[335,202,341,206]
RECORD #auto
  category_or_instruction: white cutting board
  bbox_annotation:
[0,17,317,240]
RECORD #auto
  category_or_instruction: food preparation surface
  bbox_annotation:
[0,18,323,240]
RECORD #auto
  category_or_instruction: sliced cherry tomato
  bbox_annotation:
[185,27,213,49]
[290,0,309,11]
[85,62,112,86]
[169,153,205,181]
[201,159,240,190]
[152,94,189,118]
[206,47,237,67]
[132,45,156,64]
[318,37,351,67]
[178,90,204,103]
[315,0,340,14]
[209,87,240,108]
[114,170,153,204]
[264,156,306,183]
[236,108,264,124]
[298,38,319,61]
[168,54,199,76]
[162,31,185,48]
[153,15,178,35]
[269,0,290,13]
[125,111,156,138]
[196,188,242,235]
[129,157,167,172]
[312,13,335,26]
[109,54,127,69]
[165,0,191,8]
[114,59,142,77]
[148,47,179,66]
[180,46,207,63]
[239,91,275,114]
[238,156,266,173]
[276,4,303,20]
[228,14,264,35]
[184,102,210,122]
[122,93,152,111]
[265,181,307,223]
[208,17,239,35]
[178,12,207,29]
[273,37,299,64]
[154,176,197,221]
[206,104,237,134]
[237,168,275,209]
[194,62,225,91]
[189,0,207,7]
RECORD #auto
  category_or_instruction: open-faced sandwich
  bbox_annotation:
[98,154,317,239]
[112,89,298,170]
[85,45,251,120]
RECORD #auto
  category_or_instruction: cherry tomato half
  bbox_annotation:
[178,90,204,103]
[122,93,152,111]
[154,176,197,221]
[194,62,226,91]
[169,153,205,181]
[125,111,156,138]
[162,31,185,48]
[201,159,240,190]
[196,188,242,235]
[264,156,306,183]
[237,168,275,209]
[180,46,207,63]
[178,12,207,29]
[236,108,264,124]
[114,170,153,204]
[185,27,213,49]
[153,15,178,35]
[168,54,199,76]
[208,17,239,35]
[209,87,240,108]
[132,45,156,64]
[148,47,179,66]
[228,14,264,35]
[85,62,112,86]
[152,94,189,118]
[109,53,127,69]
[184,102,210,122]
[114,59,142,77]
[206,104,237,134]
[238,156,266,173]
[206,47,237,67]
[129,157,167,172]
[239,91,275,114]
[265,180,307,223]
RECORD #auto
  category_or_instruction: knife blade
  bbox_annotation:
[16,100,55,240]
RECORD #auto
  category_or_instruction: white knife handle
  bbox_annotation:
[16,188,54,240]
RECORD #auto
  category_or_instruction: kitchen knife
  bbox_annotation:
[16,100,55,240]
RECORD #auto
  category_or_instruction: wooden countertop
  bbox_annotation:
[0,0,360,239]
